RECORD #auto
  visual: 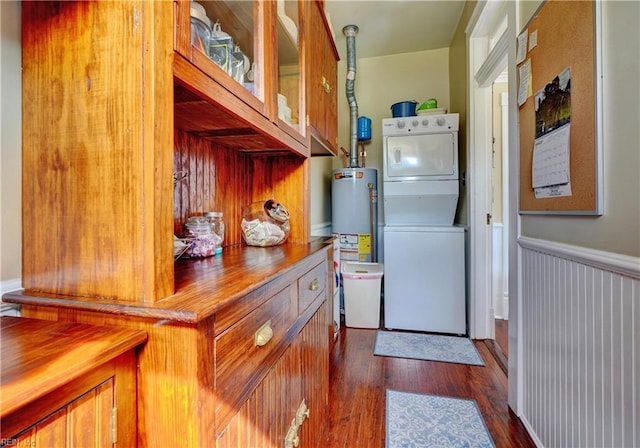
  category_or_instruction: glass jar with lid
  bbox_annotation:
[241,199,290,247]
[190,2,211,56]
[184,216,218,258]
[204,211,225,253]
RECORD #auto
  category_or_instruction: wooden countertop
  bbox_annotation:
[0,317,147,417]
[3,239,333,323]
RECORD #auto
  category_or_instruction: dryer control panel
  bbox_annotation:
[382,113,459,135]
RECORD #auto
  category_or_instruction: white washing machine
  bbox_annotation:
[382,113,467,334]
[383,225,466,334]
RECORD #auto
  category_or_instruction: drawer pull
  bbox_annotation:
[321,76,332,94]
[308,279,320,291]
[254,320,273,347]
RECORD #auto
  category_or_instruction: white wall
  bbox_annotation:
[333,47,451,227]
[0,1,22,297]
[310,47,452,257]
[310,156,333,235]
[448,1,477,226]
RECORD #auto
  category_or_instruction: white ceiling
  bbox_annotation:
[324,0,467,60]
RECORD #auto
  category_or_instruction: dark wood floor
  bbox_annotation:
[327,326,534,447]
[484,318,509,375]
[495,318,508,355]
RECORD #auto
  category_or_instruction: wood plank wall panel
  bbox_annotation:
[521,244,639,448]
[173,131,309,246]
[173,130,310,246]
[174,130,247,246]
[245,155,309,244]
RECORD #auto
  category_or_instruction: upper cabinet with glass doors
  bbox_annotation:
[274,0,305,140]
[173,0,307,155]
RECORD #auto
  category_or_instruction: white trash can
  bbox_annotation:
[341,261,383,329]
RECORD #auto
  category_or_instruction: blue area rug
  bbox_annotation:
[374,330,484,366]
[386,390,495,448]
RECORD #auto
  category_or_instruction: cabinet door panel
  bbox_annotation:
[305,1,338,155]
[216,345,298,447]
[17,408,66,447]
[298,302,329,447]
[13,379,114,448]
[215,285,296,427]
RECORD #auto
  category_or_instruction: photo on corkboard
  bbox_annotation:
[535,67,572,138]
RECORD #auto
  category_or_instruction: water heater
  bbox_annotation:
[331,167,378,263]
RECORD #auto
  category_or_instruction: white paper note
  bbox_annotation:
[535,182,572,198]
[518,59,532,106]
[517,30,528,64]
[529,29,538,51]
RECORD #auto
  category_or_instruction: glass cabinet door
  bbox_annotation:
[188,1,263,103]
[275,0,304,137]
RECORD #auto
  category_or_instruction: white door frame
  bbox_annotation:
[466,0,508,341]
[466,0,523,414]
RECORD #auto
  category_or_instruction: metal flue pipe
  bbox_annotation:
[343,24,359,168]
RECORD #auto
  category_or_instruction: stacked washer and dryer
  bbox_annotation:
[382,113,467,335]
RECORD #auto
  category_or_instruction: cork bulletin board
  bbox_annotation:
[518,0,603,214]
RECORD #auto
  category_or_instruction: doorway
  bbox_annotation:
[467,0,521,412]
[490,74,509,370]
[466,0,509,342]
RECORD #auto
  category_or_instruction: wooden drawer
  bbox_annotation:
[215,285,296,425]
[298,261,327,314]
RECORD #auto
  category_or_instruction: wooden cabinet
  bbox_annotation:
[216,257,328,447]
[173,0,307,150]
[217,302,328,448]
[15,1,334,445]
[20,1,336,304]
[305,1,340,156]
[8,243,332,447]
[0,317,146,447]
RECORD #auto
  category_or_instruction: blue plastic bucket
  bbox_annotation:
[390,100,418,117]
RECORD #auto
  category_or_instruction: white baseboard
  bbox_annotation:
[502,294,509,320]
[1,277,22,316]
[1,277,22,296]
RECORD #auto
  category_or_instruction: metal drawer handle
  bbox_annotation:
[309,279,320,291]
[321,77,331,93]
[254,320,273,347]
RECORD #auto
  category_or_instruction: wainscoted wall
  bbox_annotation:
[519,237,639,448]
